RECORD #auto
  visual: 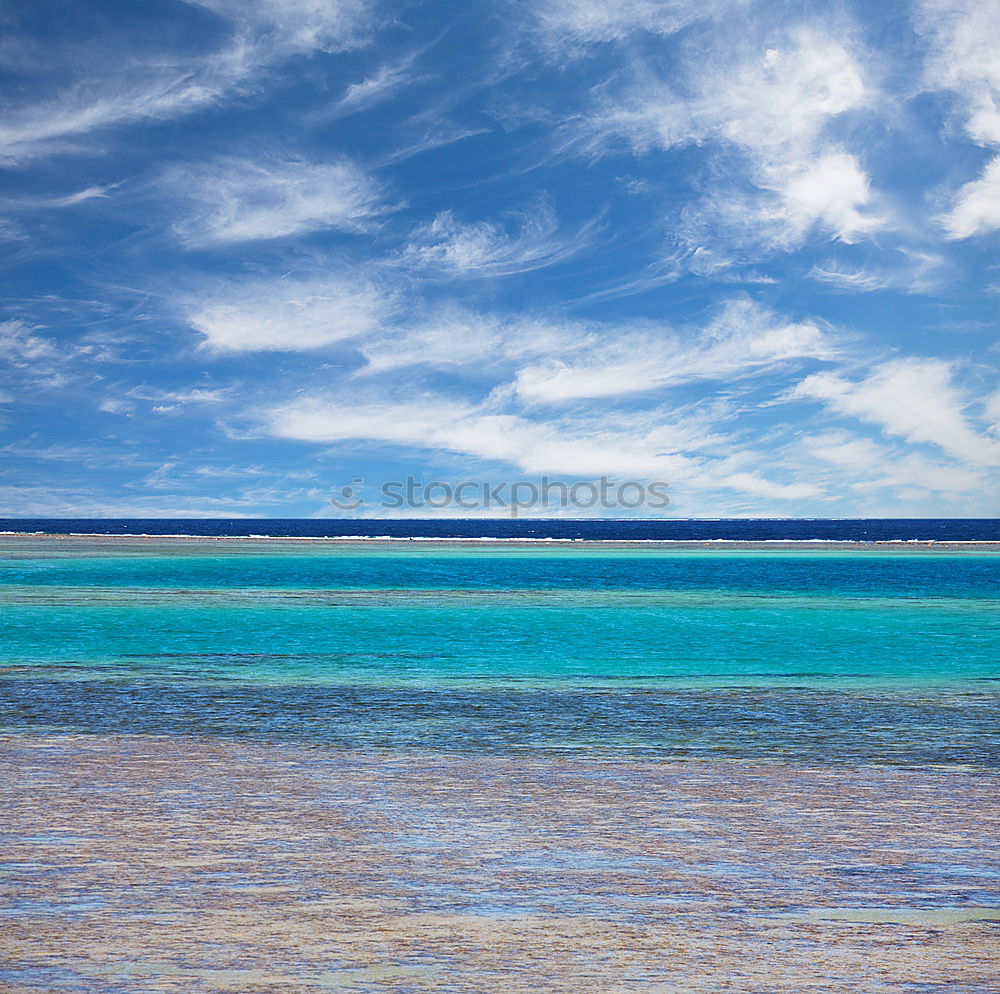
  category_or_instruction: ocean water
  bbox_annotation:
[2,534,998,768]
[2,516,999,540]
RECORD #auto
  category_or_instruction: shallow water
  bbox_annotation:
[2,539,997,767]
[3,539,999,992]
[2,736,998,993]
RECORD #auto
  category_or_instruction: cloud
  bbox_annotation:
[776,152,878,244]
[266,392,706,477]
[401,199,590,277]
[123,385,232,414]
[802,430,986,495]
[986,389,1000,434]
[357,304,601,377]
[577,25,884,257]
[186,0,377,57]
[264,388,833,505]
[0,45,255,165]
[511,298,833,403]
[809,264,893,293]
[98,398,134,416]
[0,483,323,517]
[917,0,1000,146]
[527,0,745,48]
[168,156,385,245]
[808,249,948,294]
[0,0,379,165]
[326,56,417,118]
[3,184,119,210]
[187,277,390,352]
[790,358,1000,466]
[916,2,1000,237]
[0,320,59,364]
[377,127,491,167]
[355,296,834,399]
[939,156,1000,238]
[718,472,823,501]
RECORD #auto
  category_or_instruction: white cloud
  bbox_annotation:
[0,1,378,164]
[790,358,1000,466]
[809,264,892,293]
[512,298,833,403]
[939,156,1000,238]
[579,25,884,255]
[776,152,877,244]
[359,297,833,396]
[187,278,390,352]
[98,398,134,416]
[124,385,232,414]
[360,309,527,374]
[0,320,58,363]
[528,0,744,47]
[264,389,832,505]
[986,389,1000,434]
[142,462,179,488]
[327,57,416,118]
[4,184,118,210]
[401,200,589,277]
[267,392,706,477]
[916,2,1000,238]
[186,0,376,56]
[0,483,326,518]
[718,472,823,500]
[0,45,255,165]
[809,250,947,294]
[917,0,1000,146]
[168,157,385,245]
[802,430,986,495]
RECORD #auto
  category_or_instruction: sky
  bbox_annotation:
[1,0,998,518]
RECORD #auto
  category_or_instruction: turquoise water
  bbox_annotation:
[2,543,998,766]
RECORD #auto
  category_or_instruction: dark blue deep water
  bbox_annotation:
[1,517,998,540]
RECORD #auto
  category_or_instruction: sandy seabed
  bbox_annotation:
[1,735,997,993]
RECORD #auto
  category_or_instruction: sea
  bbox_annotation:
[1,518,998,769]
[2,516,998,540]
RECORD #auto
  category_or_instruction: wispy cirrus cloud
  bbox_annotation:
[0,0,381,165]
[0,320,59,364]
[357,302,599,376]
[0,64,244,165]
[574,24,885,261]
[916,0,1000,147]
[400,199,593,277]
[915,1,1000,238]
[167,156,386,246]
[264,389,830,502]
[267,391,709,478]
[3,184,119,210]
[510,298,834,403]
[119,384,233,415]
[808,249,947,295]
[325,55,419,119]
[939,157,1000,239]
[790,358,1000,467]
[525,0,746,48]
[801,430,987,496]
[186,276,391,352]
[357,296,836,397]
[0,319,112,392]
[185,0,379,57]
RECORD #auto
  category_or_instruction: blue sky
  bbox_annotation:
[1,0,998,517]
